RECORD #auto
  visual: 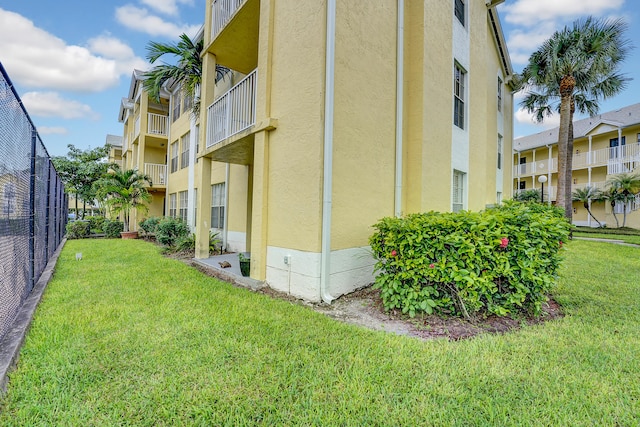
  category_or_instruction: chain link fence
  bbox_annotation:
[0,62,67,344]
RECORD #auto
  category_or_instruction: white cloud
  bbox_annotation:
[515,108,560,129]
[38,126,69,135]
[0,8,144,92]
[87,35,149,73]
[502,0,624,26]
[21,92,100,120]
[139,0,194,16]
[115,5,201,38]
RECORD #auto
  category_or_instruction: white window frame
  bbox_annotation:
[169,193,177,218]
[497,77,503,112]
[211,183,226,229]
[170,141,179,173]
[454,0,465,26]
[452,170,465,212]
[497,134,503,170]
[179,190,188,222]
[180,132,190,169]
[454,63,466,129]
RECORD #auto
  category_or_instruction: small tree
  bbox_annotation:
[572,186,604,228]
[607,172,640,227]
[95,168,152,232]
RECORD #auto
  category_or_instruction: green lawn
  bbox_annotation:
[573,232,640,245]
[1,239,639,426]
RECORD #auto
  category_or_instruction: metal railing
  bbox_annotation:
[0,63,67,344]
[211,0,245,41]
[206,69,257,148]
[515,143,640,177]
[144,163,167,186]
[147,113,169,136]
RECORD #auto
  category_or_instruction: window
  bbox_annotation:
[211,183,226,229]
[609,136,626,159]
[519,157,527,174]
[497,134,503,170]
[183,93,193,112]
[519,181,526,190]
[497,77,503,112]
[452,170,465,212]
[170,141,179,173]
[172,94,181,122]
[179,191,188,222]
[180,132,190,169]
[169,193,177,218]
[454,0,465,26]
[454,64,465,129]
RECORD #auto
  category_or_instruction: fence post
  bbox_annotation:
[44,162,52,261]
[29,129,37,292]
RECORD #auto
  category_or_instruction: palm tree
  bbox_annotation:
[95,168,153,233]
[571,186,603,228]
[515,17,631,221]
[601,187,625,228]
[142,33,230,117]
[607,172,640,227]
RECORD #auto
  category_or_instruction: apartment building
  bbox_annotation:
[189,0,514,302]
[116,70,170,225]
[513,103,640,229]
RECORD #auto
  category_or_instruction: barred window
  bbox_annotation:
[497,77,503,112]
[172,93,181,122]
[497,134,503,170]
[211,183,225,229]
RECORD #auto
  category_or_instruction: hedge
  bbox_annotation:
[369,201,571,319]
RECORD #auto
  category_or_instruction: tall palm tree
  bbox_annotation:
[142,33,230,117]
[601,187,624,228]
[607,172,640,227]
[95,168,153,233]
[571,186,603,228]
[515,17,631,221]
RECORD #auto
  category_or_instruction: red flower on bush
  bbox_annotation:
[500,237,509,249]
[559,240,563,248]
[429,263,435,269]
[390,250,397,257]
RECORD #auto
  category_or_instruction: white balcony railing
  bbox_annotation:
[515,142,640,177]
[206,69,257,148]
[144,163,167,186]
[147,113,169,136]
[211,0,245,41]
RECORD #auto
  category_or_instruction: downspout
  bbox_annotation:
[395,0,404,218]
[320,0,336,304]
[223,163,230,250]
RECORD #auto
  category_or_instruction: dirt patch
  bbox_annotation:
[259,285,564,341]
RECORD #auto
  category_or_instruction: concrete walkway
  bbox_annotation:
[573,236,640,247]
[192,253,264,291]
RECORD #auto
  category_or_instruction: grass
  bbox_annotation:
[1,239,639,425]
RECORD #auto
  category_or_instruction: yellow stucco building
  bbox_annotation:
[115,0,514,302]
[513,103,640,229]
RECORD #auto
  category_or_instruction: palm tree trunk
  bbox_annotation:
[556,94,572,219]
[611,201,620,227]
[584,202,603,228]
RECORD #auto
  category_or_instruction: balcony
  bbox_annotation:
[514,143,640,177]
[147,113,169,136]
[206,0,259,74]
[144,163,167,187]
[206,69,256,148]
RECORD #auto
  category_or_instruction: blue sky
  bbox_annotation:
[1,0,639,157]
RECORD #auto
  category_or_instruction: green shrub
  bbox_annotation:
[156,217,190,247]
[369,201,571,319]
[103,220,124,238]
[139,217,161,236]
[66,221,90,239]
[513,189,542,202]
[176,233,196,252]
[87,216,106,233]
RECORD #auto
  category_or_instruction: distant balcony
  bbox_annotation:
[206,69,257,148]
[147,113,169,136]
[144,163,167,187]
[514,142,640,177]
[211,0,246,41]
